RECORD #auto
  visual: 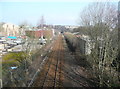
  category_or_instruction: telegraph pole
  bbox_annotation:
[40,15,45,40]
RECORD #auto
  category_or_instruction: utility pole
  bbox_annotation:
[40,15,45,40]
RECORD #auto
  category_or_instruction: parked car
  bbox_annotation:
[14,39,25,45]
[0,37,6,43]
[6,40,17,45]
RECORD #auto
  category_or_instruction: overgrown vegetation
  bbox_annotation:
[77,2,119,87]
[64,32,90,68]
[65,2,119,87]
[2,36,53,87]
[2,37,42,86]
[64,32,77,53]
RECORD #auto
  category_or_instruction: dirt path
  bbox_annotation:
[32,34,95,88]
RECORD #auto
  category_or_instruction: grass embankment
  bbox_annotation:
[2,52,27,65]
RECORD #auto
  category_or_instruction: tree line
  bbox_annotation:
[73,2,119,87]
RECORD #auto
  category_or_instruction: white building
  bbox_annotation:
[2,23,20,37]
[80,35,94,55]
[65,25,79,31]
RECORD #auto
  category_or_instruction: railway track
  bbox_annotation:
[31,34,93,88]
[32,35,64,88]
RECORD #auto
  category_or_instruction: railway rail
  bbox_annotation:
[31,34,94,88]
[32,35,64,88]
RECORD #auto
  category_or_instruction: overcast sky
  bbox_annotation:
[0,0,118,26]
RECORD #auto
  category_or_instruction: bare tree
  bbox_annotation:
[80,2,118,86]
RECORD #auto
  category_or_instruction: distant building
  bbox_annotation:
[65,25,79,31]
[2,23,20,37]
[80,35,94,55]
[65,25,79,29]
